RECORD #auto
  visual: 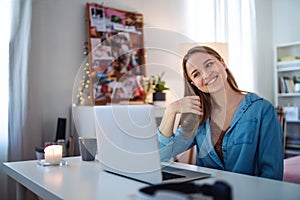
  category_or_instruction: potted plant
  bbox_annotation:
[136,73,169,103]
[151,73,169,102]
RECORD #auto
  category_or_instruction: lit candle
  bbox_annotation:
[44,145,62,164]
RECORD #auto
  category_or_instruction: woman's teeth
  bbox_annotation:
[205,76,218,86]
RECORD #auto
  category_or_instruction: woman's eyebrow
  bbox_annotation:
[190,69,198,76]
[203,58,213,66]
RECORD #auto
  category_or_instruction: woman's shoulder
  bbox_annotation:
[245,92,262,101]
[245,93,275,110]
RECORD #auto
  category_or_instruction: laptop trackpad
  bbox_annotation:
[162,171,185,181]
[161,165,211,182]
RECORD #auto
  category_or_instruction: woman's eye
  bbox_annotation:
[206,62,213,68]
[193,72,200,78]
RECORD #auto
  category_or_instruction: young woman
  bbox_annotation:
[158,46,283,180]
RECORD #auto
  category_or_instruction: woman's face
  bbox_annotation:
[185,52,227,93]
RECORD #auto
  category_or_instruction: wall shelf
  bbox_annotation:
[277,66,300,72]
[278,93,300,97]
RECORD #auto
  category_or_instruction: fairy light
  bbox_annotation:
[74,42,93,106]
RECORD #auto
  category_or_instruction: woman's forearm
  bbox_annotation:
[158,107,177,138]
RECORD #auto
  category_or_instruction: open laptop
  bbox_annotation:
[94,104,211,185]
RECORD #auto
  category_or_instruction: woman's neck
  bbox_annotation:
[210,84,239,109]
[210,84,245,124]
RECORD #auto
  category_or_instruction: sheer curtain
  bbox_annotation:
[8,0,32,161]
[7,0,34,199]
[226,0,257,92]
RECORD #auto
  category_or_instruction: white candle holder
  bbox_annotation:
[37,145,67,166]
[37,159,67,166]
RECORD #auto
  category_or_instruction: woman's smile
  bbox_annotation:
[205,75,218,86]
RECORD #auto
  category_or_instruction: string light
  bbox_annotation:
[73,42,93,106]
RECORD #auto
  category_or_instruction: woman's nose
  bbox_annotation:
[200,70,210,79]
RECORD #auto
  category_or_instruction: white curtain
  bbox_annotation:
[226,0,257,92]
[7,0,37,199]
[8,0,32,161]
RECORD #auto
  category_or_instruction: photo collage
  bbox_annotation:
[86,3,145,104]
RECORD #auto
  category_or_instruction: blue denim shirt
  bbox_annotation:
[158,93,284,180]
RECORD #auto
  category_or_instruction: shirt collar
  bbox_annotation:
[228,93,262,131]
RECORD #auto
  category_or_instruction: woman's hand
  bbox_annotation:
[158,96,202,138]
[167,96,203,116]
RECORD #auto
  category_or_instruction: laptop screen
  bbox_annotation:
[94,104,211,185]
[94,105,163,175]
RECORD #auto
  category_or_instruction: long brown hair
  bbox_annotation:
[180,46,242,132]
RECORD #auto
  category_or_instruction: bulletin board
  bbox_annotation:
[86,3,146,105]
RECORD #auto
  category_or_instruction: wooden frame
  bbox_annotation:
[86,3,146,105]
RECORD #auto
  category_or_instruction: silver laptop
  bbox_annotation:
[94,104,210,185]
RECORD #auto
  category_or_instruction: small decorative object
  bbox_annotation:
[152,72,169,102]
[135,72,170,105]
[37,145,67,166]
[78,137,97,161]
[35,146,45,160]
[294,76,300,93]
[44,145,63,164]
[136,72,169,104]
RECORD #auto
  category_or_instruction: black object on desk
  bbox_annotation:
[139,181,232,200]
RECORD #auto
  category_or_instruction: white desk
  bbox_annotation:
[3,156,300,200]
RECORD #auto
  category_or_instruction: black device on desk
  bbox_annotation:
[55,117,66,141]
[138,181,232,200]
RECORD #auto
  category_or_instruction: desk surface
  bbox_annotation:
[3,156,300,200]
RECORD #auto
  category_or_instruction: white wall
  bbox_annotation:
[272,0,300,44]
[255,0,274,102]
[29,0,88,149]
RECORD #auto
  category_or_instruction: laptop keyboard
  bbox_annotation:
[162,171,185,181]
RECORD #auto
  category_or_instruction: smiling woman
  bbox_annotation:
[157,45,284,181]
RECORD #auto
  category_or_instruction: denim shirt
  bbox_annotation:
[158,93,284,180]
